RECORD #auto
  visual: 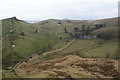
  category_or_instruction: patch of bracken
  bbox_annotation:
[54,70,72,78]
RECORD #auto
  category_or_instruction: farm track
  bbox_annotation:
[42,39,76,56]
[41,39,102,58]
[73,41,101,55]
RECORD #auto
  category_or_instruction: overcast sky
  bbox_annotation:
[0,0,119,21]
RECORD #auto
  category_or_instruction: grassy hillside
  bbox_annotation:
[95,17,118,27]
[29,39,101,62]
[2,17,119,70]
[82,39,118,59]
[91,26,118,39]
[2,17,76,69]
[31,38,118,63]
[2,37,18,68]
[2,17,119,78]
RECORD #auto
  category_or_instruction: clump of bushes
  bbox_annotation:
[20,32,25,36]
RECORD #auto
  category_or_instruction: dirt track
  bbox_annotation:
[43,39,76,56]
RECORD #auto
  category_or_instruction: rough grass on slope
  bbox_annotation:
[81,39,118,59]
[38,38,118,62]
[91,26,118,39]
[2,17,119,70]
[2,37,18,69]
[13,35,60,58]
[2,17,74,69]
[95,17,118,27]
[36,39,101,62]
[2,19,12,36]
[11,55,119,78]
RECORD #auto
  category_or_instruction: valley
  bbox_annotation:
[1,17,119,79]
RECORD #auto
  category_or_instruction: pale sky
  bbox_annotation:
[0,0,119,21]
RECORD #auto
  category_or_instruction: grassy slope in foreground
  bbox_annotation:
[7,55,119,78]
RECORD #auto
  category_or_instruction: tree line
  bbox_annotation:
[63,24,106,39]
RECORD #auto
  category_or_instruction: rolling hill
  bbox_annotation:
[2,17,78,69]
[2,17,119,78]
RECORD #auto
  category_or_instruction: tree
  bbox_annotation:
[99,24,104,27]
[95,24,100,29]
[95,24,104,29]
[86,26,90,35]
[35,30,38,33]
[73,27,80,39]
[20,32,25,36]
[74,33,80,39]
[69,33,74,37]
[81,25,85,30]
[64,28,68,33]
[74,27,79,32]
[81,25,86,35]
[59,36,62,39]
